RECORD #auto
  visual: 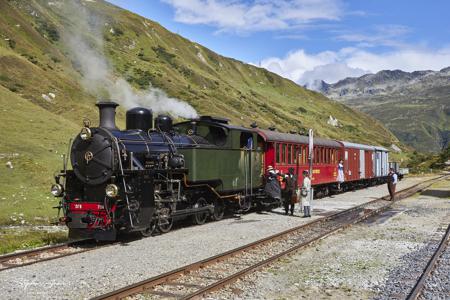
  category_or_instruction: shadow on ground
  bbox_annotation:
[421,189,450,199]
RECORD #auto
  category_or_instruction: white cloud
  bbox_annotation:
[300,63,367,87]
[335,24,411,48]
[260,47,450,89]
[162,0,343,33]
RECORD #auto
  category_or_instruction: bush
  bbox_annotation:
[152,45,176,65]
[296,107,307,114]
[112,27,124,36]
[50,56,61,63]
[37,20,60,42]
[128,68,154,89]
[8,39,16,49]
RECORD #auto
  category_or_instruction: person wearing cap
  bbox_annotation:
[283,167,297,215]
[387,168,398,200]
[301,170,312,217]
[264,165,281,204]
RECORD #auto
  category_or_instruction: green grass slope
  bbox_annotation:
[344,88,450,153]
[0,0,402,225]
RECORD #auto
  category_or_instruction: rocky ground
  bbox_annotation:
[208,177,450,300]
[0,176,438,299]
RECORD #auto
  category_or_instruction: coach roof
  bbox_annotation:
[339,141,375,151]
[256,129,341,148]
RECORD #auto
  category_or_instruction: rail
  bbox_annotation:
[93,175,447,300]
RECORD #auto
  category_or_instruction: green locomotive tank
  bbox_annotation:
[174,117,264,198]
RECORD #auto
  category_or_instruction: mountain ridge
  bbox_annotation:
[319,67,450,152]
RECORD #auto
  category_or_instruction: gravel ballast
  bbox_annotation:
[0,176,436,299]
[419,234,450,300]
[208,177,450,300]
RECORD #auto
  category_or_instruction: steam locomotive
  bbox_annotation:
[51,101,390,241]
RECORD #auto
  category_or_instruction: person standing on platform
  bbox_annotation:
[301,170,312,217]
[283,168,296,215]
[337,159,344,190]
[387,168,398,200]
[264,166,281,204]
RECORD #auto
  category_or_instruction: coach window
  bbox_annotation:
[287,144,292,164]
[293,145,297,164]
[295,145,300,164]
[275,143,280,164]
[282,144,286,164]
[319,148,323,164]
[323,148,326,164]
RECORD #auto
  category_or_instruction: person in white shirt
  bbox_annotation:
[337,159,344,190]
[388,168,398,200]
[301,170,312,217]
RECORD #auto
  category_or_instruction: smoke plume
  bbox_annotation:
[62,0,198,119]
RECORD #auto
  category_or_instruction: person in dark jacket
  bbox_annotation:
[264,166,281,203]
[283,167,297,215]
[387,168,398,200]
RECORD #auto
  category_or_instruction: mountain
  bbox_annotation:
[0,0,400,224]
[320,68,450,152]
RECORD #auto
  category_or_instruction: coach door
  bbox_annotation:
[359,149,365,179]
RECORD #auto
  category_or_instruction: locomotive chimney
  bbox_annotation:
[96,101,119,130]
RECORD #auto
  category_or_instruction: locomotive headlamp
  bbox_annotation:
[105,184,119,198]
[80,127,92,140]
[51,184,63,197]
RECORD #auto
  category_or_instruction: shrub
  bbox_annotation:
[129,68,154,89]
[37,20,60,42]
[112,27,124,36]
[8,39,16,49]
[296,107,307,114]
[152,45,176,65]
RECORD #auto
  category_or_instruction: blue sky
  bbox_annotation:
[107,0,450,87]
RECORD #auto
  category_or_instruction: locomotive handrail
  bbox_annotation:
[113,137,135,228]
[182,174,239,200]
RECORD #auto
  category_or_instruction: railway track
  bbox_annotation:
[94,175,447,300]
[406,222,450,300]
[0,239,98,272]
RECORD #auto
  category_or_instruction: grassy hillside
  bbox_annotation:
[0,0,402,225]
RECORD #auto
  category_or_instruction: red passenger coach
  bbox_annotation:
[256,129,342,188]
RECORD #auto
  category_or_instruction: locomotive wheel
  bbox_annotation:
[211,199,225,221]
[140,221,156,237]
[193,197,209,225]
[158,217,173,233]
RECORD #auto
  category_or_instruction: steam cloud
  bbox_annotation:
[62,0,198,119]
